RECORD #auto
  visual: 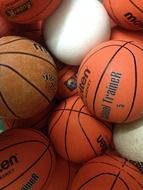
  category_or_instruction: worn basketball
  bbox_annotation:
[48,96,112,163]
[71,154,143,190]
[103,0,143,30]
[78,40,143,123]
[56,61,78,99]
[0,128,56,190]
[47,156,80,190]
[4,101,55,130]
[0,0,62,23]
[0,36,58,119]
[111,26,143,44]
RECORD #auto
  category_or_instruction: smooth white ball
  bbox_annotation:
[113,118,143,162]
[43,0,111,65]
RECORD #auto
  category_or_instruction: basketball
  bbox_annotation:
[78,40,143,123]
[71,154,143,190]
[47,156,80,190]
[4,101,55,130]
[113,117,143,162]
[43,0,111,65]
[111,26,143,44]
[0,0,62,23]
[103,0,143,30]
[56,61,79,99]
[48,95,112,163]
[0,128,56,190]
[0,36,58,119]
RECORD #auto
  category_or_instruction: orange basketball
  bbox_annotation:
[78,40,143,123]
[56,61,79,99]
[0,36,58,119]
[0,128,56,190]
[4,101,55,130]
[111,26,143,44]
[71,154,143,190]
[46,156,80,190]
[0,0,62,23]
[48,95,112,163]
[103,0,143,30]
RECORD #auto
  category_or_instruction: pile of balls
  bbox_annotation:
[1,0,143,189]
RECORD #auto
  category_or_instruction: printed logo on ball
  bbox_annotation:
[0,154,18,179]
[5,0,32,17]
[64,74,77,91]
[124,12,143,29]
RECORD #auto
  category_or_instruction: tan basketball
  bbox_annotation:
[0,36,58,119]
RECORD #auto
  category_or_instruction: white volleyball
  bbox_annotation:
[113,118,143,162]
[43,0,111,65]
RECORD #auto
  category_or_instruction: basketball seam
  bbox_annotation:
[48,99,67,136]
[0,64,51,104]
[64,96,81,160]
[78,105,98,157]
[0,91,24,119]
[0,51,56,69]
[129,0,143,12]
[1,145,50,189]
[92,41,131,116]
[0,37,26,47]
[77,172,129,190]
[108,0,122,25]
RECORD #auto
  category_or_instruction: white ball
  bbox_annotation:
[43,0,111,65]
[113,118,143,162]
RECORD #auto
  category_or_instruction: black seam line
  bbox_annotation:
[64,96,81,160]
[0,91,24,119]
[17,0,54,22]
[40,148,54,190]
[48,99,67,136]
[0,37,26,46]
[0,51,56,69]
[1,145,50,190]
[52,108,112,131]
[25,128,50,143]
[92,41,132,115]
[52,108,96,119]
[0,64,51,103]
[78,172,129,190]
[78,105,98,156]
[110,172,121,190]
[121,46,137,122]
[108,0,122,25]
[66,161,72,190]
[79,42,131,73]
[0,140,49,152]
[129,0,143,12]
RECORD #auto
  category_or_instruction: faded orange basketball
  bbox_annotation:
[4,101,55,130]
[56,61,78,99]
[0,128,56,190]
[46,156,80,190]
[0,36,58,119]
[78,40,143,123]
[48,96,112,163]
[111,26,143,44]
[103,0,143,30]
[71,154,143,190]
[0,0,62,23]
